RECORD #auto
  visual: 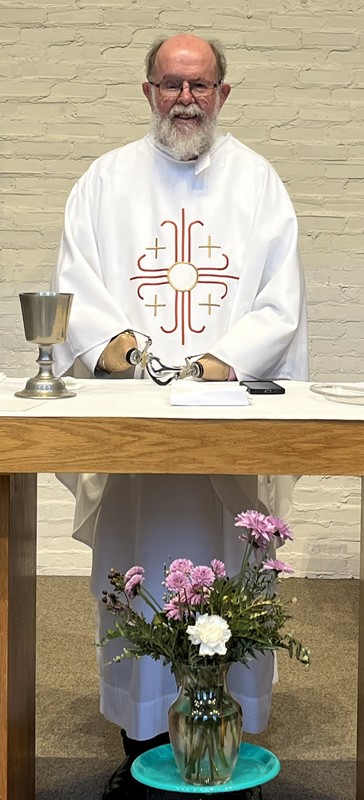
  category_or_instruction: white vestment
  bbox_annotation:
[52,132,308,740]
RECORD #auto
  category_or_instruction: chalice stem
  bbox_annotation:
[36,345,55,381]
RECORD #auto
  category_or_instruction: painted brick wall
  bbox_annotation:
[1,1,363,576]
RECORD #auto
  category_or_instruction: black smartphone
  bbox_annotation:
[239,380,285,395]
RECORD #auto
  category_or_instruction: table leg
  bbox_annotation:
[0,474,37,800]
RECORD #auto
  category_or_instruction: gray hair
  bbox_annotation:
[145,36,227,83]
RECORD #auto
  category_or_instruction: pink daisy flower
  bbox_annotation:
[235,510,276,548]
[124,573,145,596]
[211,559,226,578]
[267,515,294,542]
[169,558,194,574]
[186,584,212,606]
[261,558,294,575]
[124,565,145,581]
[163,596,185,621]
[165,570,190,592]
[189,565,215,588]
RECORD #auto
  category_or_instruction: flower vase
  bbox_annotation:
[168,663,242,786]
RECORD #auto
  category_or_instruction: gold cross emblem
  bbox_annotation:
[145,294,166,317]
[198,235,221,258]
[199,293,220,315]
[146,238,166,258]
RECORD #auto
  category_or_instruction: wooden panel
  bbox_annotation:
[0,474,37,800]
[0,413,364,800]
[0,417,363,474]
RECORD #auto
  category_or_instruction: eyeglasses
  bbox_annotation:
[149,78,221,99]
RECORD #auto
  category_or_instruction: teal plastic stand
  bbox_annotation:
[131,742,280,795]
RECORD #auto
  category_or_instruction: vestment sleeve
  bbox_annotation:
[52,171,134,376]
[209,165,308,381]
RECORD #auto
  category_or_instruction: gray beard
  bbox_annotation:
[151,98,219,161]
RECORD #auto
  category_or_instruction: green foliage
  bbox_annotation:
[101,544,310,674]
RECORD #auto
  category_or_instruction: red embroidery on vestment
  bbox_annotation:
[131,208,238,346]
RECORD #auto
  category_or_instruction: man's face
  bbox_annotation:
[142,37,231,160]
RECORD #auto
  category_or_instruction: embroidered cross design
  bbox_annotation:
[131,208,238,345]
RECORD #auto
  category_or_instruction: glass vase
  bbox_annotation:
[168,663,242,786]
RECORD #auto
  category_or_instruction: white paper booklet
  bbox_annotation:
[170,381,249,407]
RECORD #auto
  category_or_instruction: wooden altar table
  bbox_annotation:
[1,382,364,799]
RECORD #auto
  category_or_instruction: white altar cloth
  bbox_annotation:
[1,378,364,420]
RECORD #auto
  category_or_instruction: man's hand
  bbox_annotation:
[198,354,230,381]
[97,331,137,373]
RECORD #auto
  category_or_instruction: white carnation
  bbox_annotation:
[186,613,232,656]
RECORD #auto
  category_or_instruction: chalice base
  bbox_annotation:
[15,375,76,399]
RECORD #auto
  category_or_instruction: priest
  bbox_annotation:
[52,33,308,800]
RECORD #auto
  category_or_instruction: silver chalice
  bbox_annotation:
[15,291,76,399]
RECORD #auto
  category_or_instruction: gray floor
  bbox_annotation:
[36,577,358,799]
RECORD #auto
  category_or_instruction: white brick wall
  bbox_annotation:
[1,1,363,576]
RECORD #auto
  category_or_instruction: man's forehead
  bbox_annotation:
[154,40,216,76]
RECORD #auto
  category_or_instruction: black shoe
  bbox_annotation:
[102,754,142,799]
[102,729,169,799]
